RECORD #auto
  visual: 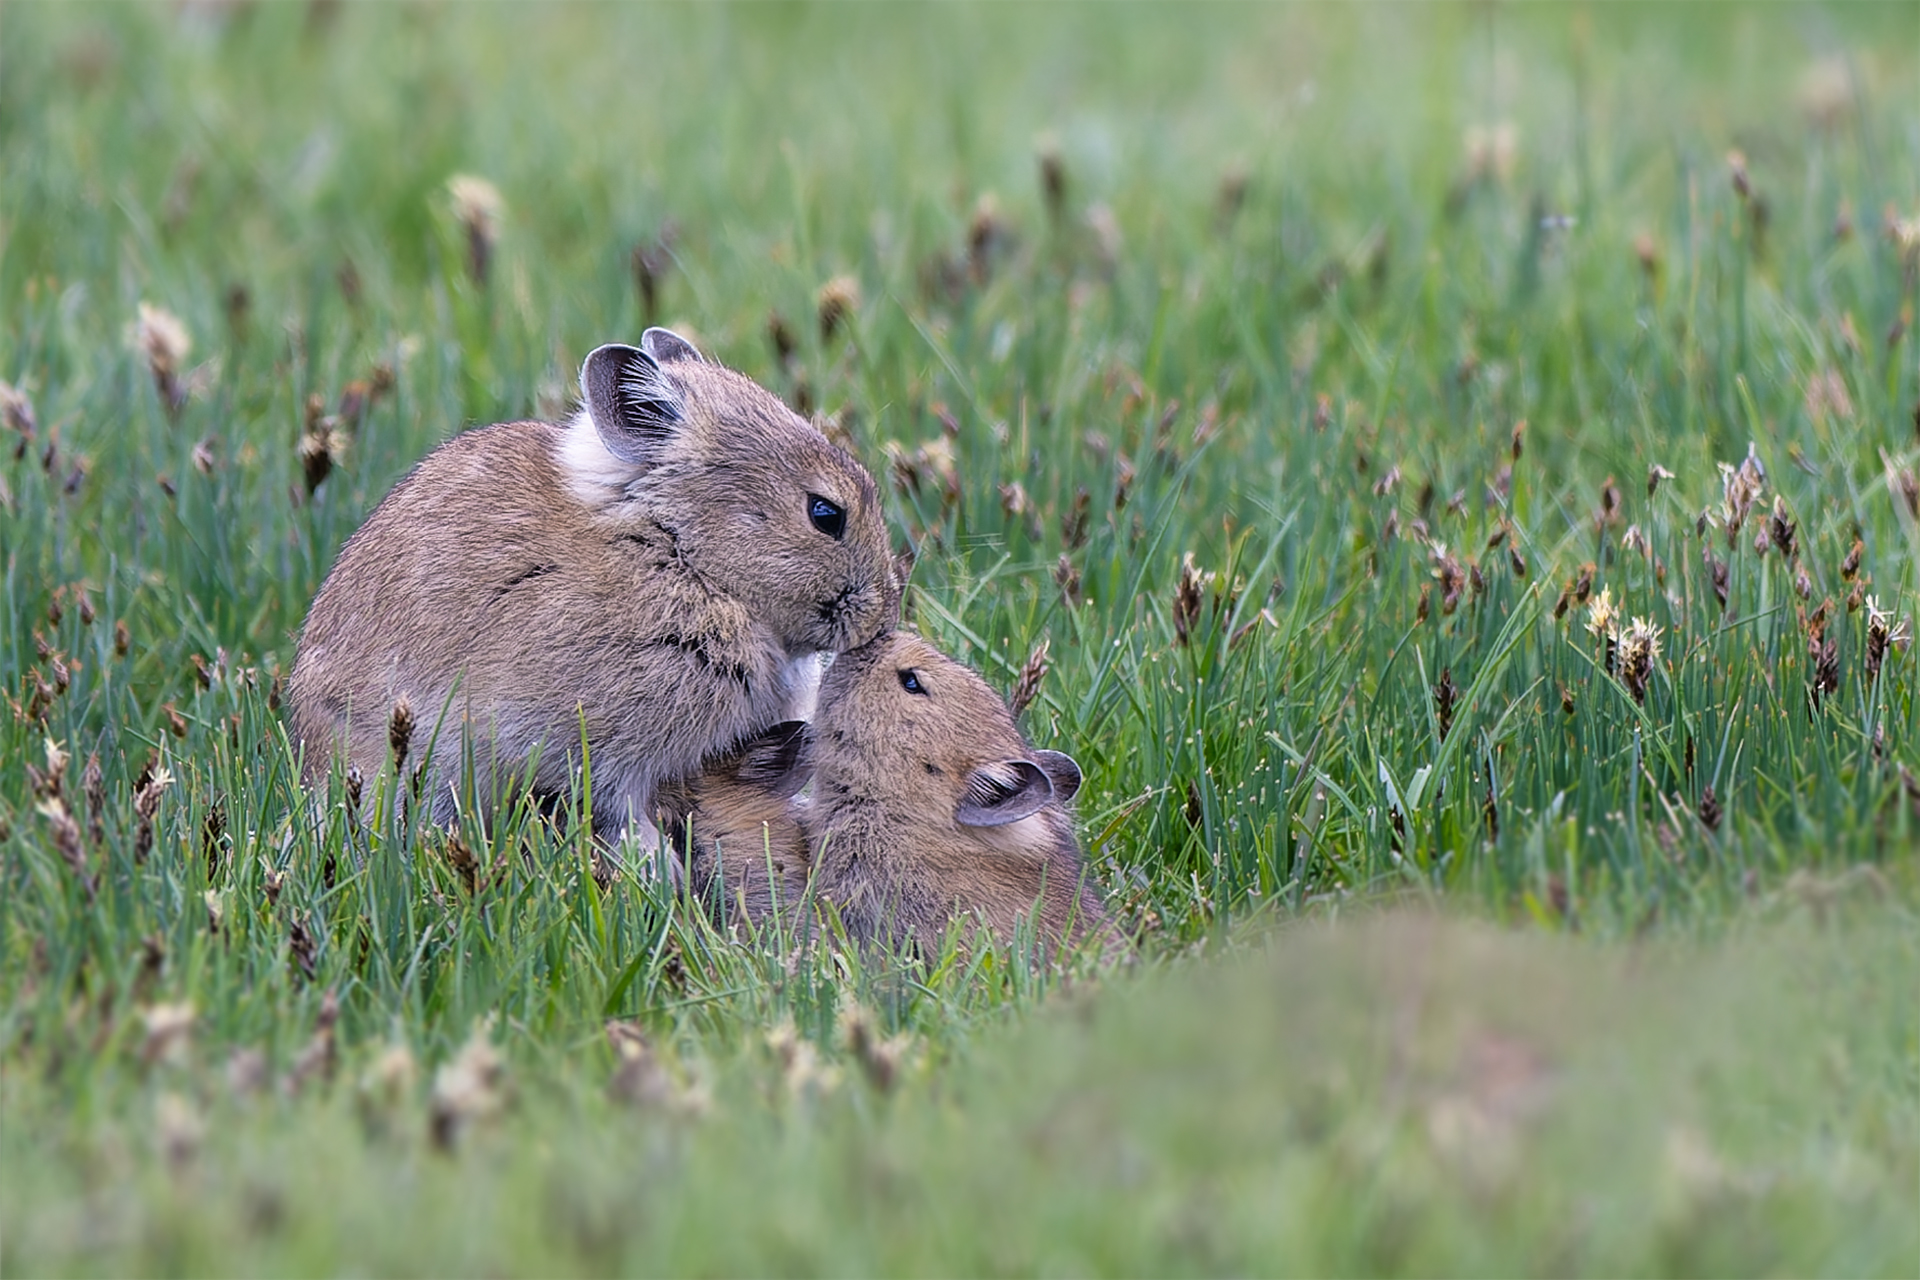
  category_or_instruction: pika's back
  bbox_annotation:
[285,328,897,836]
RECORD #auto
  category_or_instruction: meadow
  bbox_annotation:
[2,2,1917,1273]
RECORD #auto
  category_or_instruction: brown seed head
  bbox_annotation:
[1217,165,1249,226]
[1698,785,1722,832]
[1054,553,1083,607]
[1768,497,1797,560]
[0,379,37,441]
[1173,552,1206,647]
[1809,636,1840,705]
[816,275,860,342]
[388,695,415,772]
[447,175,503,286]
[1617,617,1662,704]
[1572,562,1596,606]
[1727,149,1751,200]
[1036,140,1066,221]
[1007,637,1051,719]
[1433,666,1459,742]
[298,430,336,495]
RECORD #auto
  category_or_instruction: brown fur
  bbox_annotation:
[287,330,895,839]
[666,631,1116,955]
[655,721,811,924]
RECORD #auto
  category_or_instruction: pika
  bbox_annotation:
[663,631,1113,954]
[287,328,896,843]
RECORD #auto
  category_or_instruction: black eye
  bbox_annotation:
[808,494,845,540]
[898,668,928,696]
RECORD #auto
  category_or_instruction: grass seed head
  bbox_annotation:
[1703,545,1730,611]
[1864,596,1911,682]
[839,1001,914,1095]
[388,695,414,772]
[1054,553,1083,607]
[140,1001,196,1066]
[1727,149,1751,200]
[766,310,797,366]
[1699,785,1723,832]
[430,1017,506,1150]
[1216,164,1249,225]
[1173,552,1205,645]
[1808,637,1840,705]
[1893,467,1919,520]
[82,751,104,845]
[816,275,860,341]
[1596,476,1622,528]
[968,193,1009,281]
[606,1021,677,1110]
[1634,233,1661,279]
[1768,496,1797,560]
[1647,463,1675,497]
[155,1093,205,1170]
[446,174,503,286]
[1719,447,1766,543]
[1062,484,1092,548]
[36,795,92,897]
[767,1018,839,1102]
[1429,542,1466,614]
[1841,537,1863,580]
[1617,617,1662,704]
[1433,666,1459,742]
[0,379,37,442]
[298,428,340,495]
[287,913,318,982]
[1036,138,1066,220]
[1008,637,1051,718]
[131,302,192,414]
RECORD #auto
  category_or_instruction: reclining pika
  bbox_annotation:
[662,631,1113,954]
[287,328,896,843]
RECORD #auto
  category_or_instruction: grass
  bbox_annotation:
[2,1,1918,1274]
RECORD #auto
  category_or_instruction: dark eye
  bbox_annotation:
[808,494,845,540]
[898,668,928,696]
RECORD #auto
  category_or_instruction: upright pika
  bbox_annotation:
[287,328,896,842]
[664,630,1113,954]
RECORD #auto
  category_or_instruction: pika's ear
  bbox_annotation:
[640,327,705,365]
[956,759,1054,828]
[726,721,811,799]
[1031,749,1082,806]
[582,343,684,464]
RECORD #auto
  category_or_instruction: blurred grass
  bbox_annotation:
[5,905,1916,1275]
[3,1,1918,1273]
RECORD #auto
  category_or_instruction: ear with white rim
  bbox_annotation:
[641,327,705,365]
[582,343,684,465]
[955,759,1055,828]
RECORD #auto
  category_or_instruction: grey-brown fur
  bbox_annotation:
[664,631,1114,954]
[656,720,812,924]
[287,328,895,842]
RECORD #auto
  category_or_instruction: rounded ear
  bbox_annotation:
[1031,749,1082,805]
[640,327,705,365]
[582,343,685,464]
[955,759,1054,828]
[726,721,812,799]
